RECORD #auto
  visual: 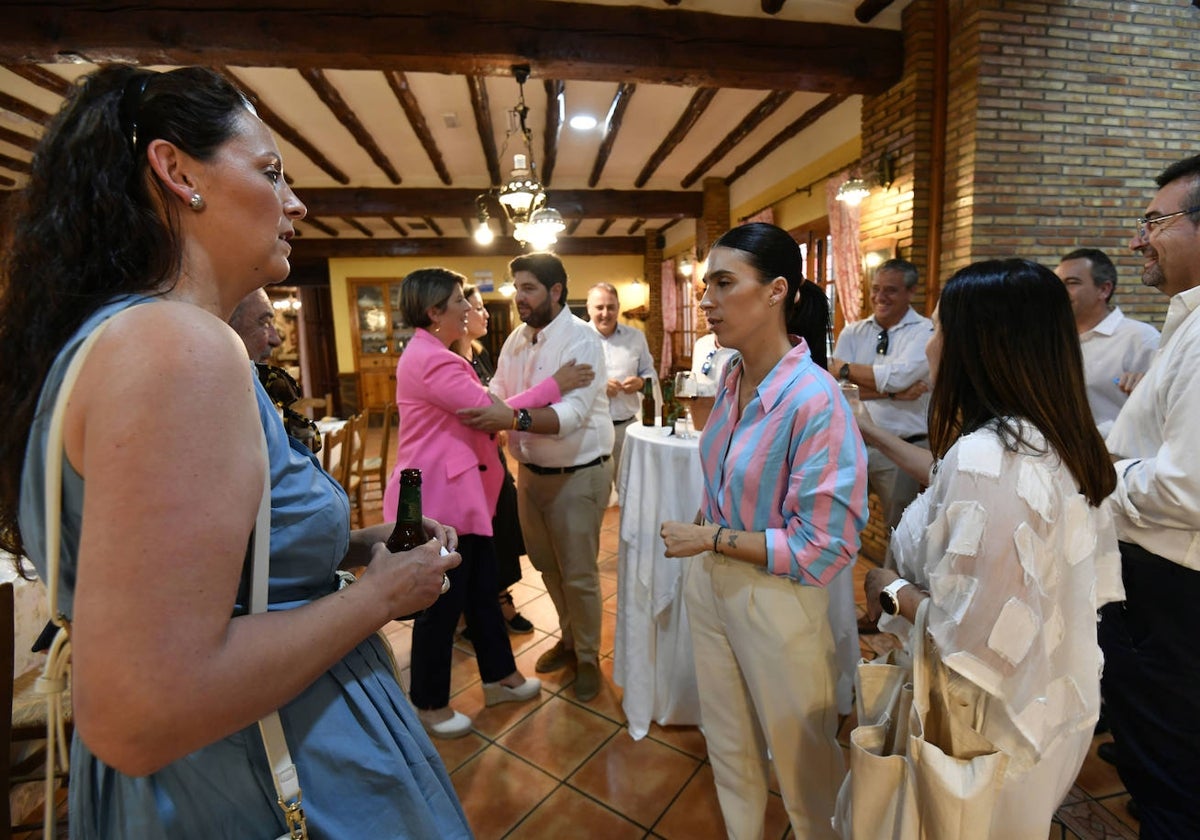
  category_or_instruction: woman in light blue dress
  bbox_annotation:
[0,66,469,838]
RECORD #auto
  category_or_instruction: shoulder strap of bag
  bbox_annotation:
[43,314,307,839]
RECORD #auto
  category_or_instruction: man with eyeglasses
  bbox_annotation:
[1099,153,1200,839]
[1054,248,1159,437]
[827,258,934,542]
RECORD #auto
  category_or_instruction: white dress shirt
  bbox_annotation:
[491,305,614,468]
[832,307,934,438]
[1080,306,1160,437]
[592,322,656,422]
[1106,285,1200,570]
[690,332,738,395]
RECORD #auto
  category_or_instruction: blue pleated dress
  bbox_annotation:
[19,296,471,839]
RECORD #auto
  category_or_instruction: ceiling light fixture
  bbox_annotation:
[569,114,598,131]
[835,153,896,207]
[474,65,565,251]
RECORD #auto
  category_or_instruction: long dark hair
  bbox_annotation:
[712,222,830,367]
[0,65,251,556]
[928,258,1115,506]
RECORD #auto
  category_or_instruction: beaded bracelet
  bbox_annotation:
[712,526,725,554]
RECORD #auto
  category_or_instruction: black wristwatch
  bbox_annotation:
[838,363,851,381]
[879,578,910,616]
[516,408,533,432]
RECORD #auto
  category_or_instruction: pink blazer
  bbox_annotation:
[382,328,560,536]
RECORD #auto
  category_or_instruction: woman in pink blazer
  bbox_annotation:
[384,267,592,738]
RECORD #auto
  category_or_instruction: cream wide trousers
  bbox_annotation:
[684,551,843,840]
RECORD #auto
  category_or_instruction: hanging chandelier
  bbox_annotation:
[474,65,565,251]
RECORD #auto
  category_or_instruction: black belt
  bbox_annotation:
[613,416,636,426]
[524,455,610,476]
[902,434,928,444]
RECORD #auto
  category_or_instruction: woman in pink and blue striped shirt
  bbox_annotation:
[661,222,869,840]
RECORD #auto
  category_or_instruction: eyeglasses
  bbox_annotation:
[1135,205,1200,241]
[876,328,889,355]
[700,348,717,375]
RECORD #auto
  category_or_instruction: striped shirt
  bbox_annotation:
[700,338,869,585]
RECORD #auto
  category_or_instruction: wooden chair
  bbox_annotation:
[353,403,396,513]
[343,413,367,528]
[5,581,72,837]
[293,391,334,421]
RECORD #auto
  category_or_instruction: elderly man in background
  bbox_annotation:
[828,258,933,536]
[586,282,656,493]
[1100,153,1200,839]
[228,287,282,363]
[1055,247,1159,436]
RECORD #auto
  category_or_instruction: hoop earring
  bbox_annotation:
[189,193,205,211]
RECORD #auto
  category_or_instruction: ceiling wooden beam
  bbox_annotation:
[383,216,409,236]
[467,75,501,186]
[761,0,787,13]
[221,67,350,184]
[587,82,635,188]
[302,217,339,237]
[292,236,645,259]
[627,219,645,236]
[296,188,703,219]
[725,93,849,185]
[597,218,616,235]
[299,68,401,184]
[542,79,565,186]
[385,70,452,186]
[635,87,717,188]
[0,151,31,174]
[340,216,374,237]
[0,90,51,125]
[0,1,902,94]
[856,0,899,24]
[0,173,15,187]
[5,65,72,97]
[422,217,444,237]
[681,89,792,188]
[0,125,38,152]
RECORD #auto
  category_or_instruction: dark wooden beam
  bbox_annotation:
[627,218,645,236]
[0,151,31,174]
[0,90,51,125]
[681,89,791,188]
[0,125,38,152]
[302,217,339,237]
[5,65,72,96]
[0,1,902,95]
[597,218,616,235]
[383,216,409,237]
[422,217,444,236]
[761,0,786,13]
[467,75,501,186]
[340,216,374,237]
[658,217,681,235]
[0,173,17,187]
[297,188,703,219]
[635,87,717,188]
[299,68,400,184]
[566,218,582,236]
[725,93,849,184]
[385,70,452,185]
[588,82,635,188]
[220,67,350,184]
[293,236,645,259]
[542,79,565,186]
[856,0,898,24]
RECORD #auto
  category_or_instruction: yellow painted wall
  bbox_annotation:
[329,254,646,373]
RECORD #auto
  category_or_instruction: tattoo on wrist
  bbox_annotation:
[726,532,739,550]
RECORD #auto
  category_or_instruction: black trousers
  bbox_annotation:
[1098,541,1200,839]
[409,533,517,709]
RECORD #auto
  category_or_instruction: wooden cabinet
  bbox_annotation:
[346,278,413,409]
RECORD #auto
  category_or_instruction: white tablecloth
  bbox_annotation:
[612,423,703,739]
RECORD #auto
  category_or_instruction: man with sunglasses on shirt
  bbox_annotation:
[828,258,934,546]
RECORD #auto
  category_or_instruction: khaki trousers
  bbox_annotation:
[684,552,842,840]
[517,459,613,663]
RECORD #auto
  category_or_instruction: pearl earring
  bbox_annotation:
[189,193,205,211]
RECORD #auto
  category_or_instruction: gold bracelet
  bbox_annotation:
[512,409,519,431]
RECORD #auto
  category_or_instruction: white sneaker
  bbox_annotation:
[482,677,542,707]
[417,708,472,739]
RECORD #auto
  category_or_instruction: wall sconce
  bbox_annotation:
[498,277,516,297]
[835,153,896,207]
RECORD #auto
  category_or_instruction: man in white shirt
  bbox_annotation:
[828,259,933,532]
[586,283,655,491]
[1100,153,1200,837]
[1054,248,1159,436]
[458,253,613,703]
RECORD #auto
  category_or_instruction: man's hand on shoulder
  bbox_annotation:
[457,392,513,432]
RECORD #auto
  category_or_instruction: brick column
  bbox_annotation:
[697,177,731,261]
[644,228,664,372]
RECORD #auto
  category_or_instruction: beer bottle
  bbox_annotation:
[641,377,656,427]
[387,468,426,620]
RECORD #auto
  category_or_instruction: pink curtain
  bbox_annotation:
[660,258,677,377]
[826,171,863,321]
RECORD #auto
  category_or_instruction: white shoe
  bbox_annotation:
[482,676,542,707]
[417,708,472,739]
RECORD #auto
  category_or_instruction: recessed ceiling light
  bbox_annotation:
[569,115,598,131]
